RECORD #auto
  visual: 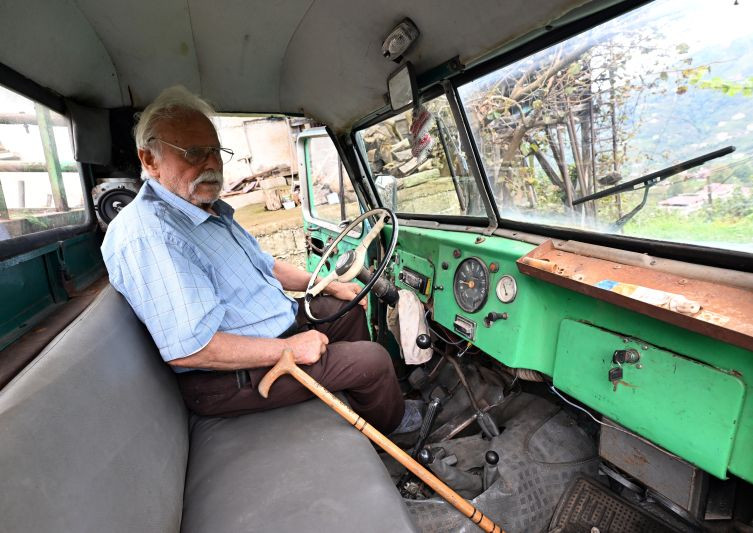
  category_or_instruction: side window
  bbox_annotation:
[305,135,361,225]
[357,94,485,216]
[0,84,86,240]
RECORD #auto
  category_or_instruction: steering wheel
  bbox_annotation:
[304,208,398,323]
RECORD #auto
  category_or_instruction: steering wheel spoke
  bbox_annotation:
[358,211,388,251]
[304,208,398,323]
[308,270,340,297]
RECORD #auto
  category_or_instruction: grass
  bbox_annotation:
[625,211,753,252]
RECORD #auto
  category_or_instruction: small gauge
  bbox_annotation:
[496,275,517,303]
[453,257,489,313]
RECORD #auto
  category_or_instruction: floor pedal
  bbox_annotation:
[549,476,682,533]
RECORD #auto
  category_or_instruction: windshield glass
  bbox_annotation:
[357,94,486,217]
[458,0,753,253]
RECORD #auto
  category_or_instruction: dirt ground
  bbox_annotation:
[234,203,304,234]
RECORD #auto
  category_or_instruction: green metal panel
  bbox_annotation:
[59,233,104,290]
[553,319,745,478]
[0,258,56,350]
[392,225,753,482]
[0,233,104,350]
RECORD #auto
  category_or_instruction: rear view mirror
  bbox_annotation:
[387,62,417,113]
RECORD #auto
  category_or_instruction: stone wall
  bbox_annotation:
[254,225,307,270]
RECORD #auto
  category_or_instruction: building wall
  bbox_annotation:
[215,116,298,186]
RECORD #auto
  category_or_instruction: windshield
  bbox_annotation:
[457,0,753,253]
[357,94,486,217]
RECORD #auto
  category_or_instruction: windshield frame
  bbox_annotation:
[350,0,753,270]
[352,84,497,227]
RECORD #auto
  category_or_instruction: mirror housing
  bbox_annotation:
[387,62,418,112]
[375,174,398,211]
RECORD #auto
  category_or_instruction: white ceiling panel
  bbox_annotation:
[1,0,605,129]
[0,0,120,107]
[74,0,201,109]
[188,0,314,113]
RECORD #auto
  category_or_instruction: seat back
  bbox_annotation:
[0,286,189,533]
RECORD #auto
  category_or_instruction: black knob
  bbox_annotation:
[418,448,434,465]
[484,312,508,327]
[416,334,432,350]
[485,450,499,465]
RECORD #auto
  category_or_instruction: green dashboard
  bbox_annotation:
[389,225,752,484]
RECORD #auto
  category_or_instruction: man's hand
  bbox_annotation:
[285,330,329,365]
[325,281,368,310]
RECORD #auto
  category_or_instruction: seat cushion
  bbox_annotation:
[181,399,417,533]
[0,286,189,533]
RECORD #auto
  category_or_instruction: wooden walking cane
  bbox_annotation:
[258,349,505,533]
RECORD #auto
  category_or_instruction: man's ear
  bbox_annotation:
[138,148,160,179]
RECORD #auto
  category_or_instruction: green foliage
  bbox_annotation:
[708,190,753,218]
[685,66,753,97]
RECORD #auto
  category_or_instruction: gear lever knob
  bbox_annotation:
[485,451,499,465]
[483,450,500,490]
[416,334,431,350]
[418,447,434,465]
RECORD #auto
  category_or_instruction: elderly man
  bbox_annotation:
[101,86,421,435]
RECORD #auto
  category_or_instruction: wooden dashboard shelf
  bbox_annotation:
[516,240,753,352]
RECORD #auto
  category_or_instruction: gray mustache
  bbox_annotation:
[190,170,224,193]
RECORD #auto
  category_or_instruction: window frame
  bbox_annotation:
[298,127,364,237]
[449,0,753,270]
[350,0,753,271]
[0,63,94,261]
[352,85,495,227]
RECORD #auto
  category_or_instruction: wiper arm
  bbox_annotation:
[572,146,735,206]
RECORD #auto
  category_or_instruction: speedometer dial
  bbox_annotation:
[453,257,489,313]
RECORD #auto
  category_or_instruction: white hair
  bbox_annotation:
[133,86,216,178]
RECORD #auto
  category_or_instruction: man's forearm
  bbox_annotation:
[169,331,288,370]
[272,258,366,309]
[273,259,313,292]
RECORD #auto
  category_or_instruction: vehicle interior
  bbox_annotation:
[1,1,752,532]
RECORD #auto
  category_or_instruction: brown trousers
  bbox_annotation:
[177,296,405,434]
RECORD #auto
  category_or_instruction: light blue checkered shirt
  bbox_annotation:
[101,179,297,372]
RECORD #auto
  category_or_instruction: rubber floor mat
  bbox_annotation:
[549,476,681,533]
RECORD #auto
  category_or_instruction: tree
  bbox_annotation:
[463,28,692,225]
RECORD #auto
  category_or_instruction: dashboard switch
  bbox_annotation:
[398,267,428,294]
[483,311,508,327]
[453,315,476,340]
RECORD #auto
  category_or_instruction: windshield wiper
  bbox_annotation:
[572,145,735,231]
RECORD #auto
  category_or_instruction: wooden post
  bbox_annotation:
[0,180,9,219]
[17,180,25,208]
[264,189,282,211]
[34,103,68,212]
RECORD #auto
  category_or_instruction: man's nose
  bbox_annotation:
[204,150,223,171]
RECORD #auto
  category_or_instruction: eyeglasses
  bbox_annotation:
[150,138,234,165]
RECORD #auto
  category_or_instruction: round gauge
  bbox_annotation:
[453,257,489,313]
[496,275,517,303]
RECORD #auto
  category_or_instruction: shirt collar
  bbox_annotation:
[146,179,235,226]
